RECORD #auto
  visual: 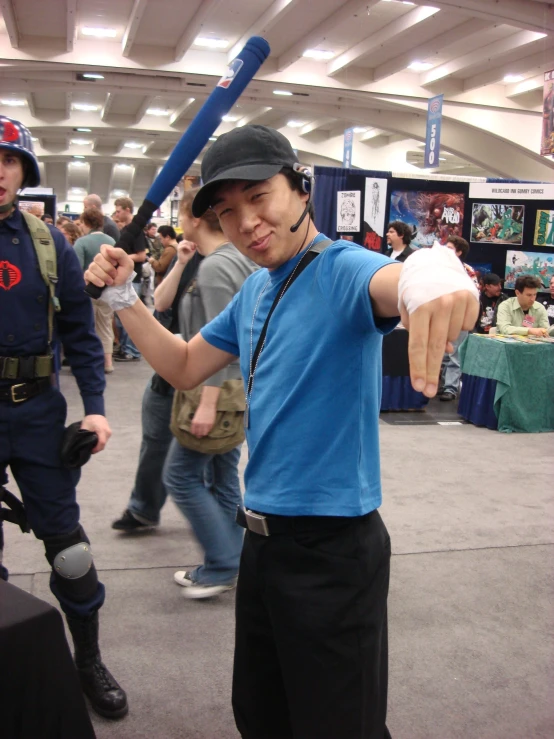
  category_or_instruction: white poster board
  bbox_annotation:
[363,178,387,238]
[337,190,361,233]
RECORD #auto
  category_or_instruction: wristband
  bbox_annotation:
[100,272,139,311]
[398,245,479,315]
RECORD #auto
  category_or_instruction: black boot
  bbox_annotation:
[66,612,129,720]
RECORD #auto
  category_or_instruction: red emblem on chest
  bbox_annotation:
[0,260,22,290]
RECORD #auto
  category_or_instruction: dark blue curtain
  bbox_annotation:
[313,166,392,240]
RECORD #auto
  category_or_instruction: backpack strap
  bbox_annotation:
[21,211,61,348]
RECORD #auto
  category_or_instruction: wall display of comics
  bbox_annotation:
[471,203,524,245]
[388,190,464,248]
[504,250,554,291]
[534,210,554,246]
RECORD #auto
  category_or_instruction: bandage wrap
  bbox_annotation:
[398,245,479,315]
[101,271,139,311]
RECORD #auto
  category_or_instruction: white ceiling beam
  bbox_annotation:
[26,92,37,118]
[427,0,554,34]
[277,0,380,72]
[101,92,116,121]
[133,95,154,125]
[420,31,547,86]
[66,0,77,53]
[169,97,196,126]
[359,128,384,143]
[463,51,554,92]
[64,92,71,119]
[373,18,483,82]
[0,0,19,49]
[505,74,545,99]
[300,117,336,136]
[122,0,149,58]
[236,106,273,127]
[228,0,298,62]
[327,6,440,77]
[174,0,222,62]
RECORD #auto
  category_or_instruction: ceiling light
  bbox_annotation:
[408,61,433,71]
[82,73,105,80]
[273,90,293,96]
[124,142,143,149]
[81,27,117,38]
[194,36,229,49]
[71,139,92,145]
[31,137,39,142]
[222,115,239,122]
[209,137,217,141]
[287,120,305,128]
[0,99,26,106]
[402,1,416,5]
[145,108,170,116]
[71,187,85,193]
[73,155,86,159]
[71,161,87,167]
[72,103,100,111]
[503,74,524,83]
[303,49,335,61]
[439,157,447,161]
[353,127,368,133]
[76,127,92,132]
[116,163,133,169]
[111,189,127,196]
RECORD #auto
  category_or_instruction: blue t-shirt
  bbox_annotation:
[201,237,398,517]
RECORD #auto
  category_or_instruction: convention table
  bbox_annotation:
[381,328,429,412]
[459,333,554,433]
[0,580,96,739]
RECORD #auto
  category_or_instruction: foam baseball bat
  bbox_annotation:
[86,36,271,298]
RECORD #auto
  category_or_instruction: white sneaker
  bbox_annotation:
[173,570,235,599]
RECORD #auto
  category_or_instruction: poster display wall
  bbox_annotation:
[505,250,554,291]
[362,178,387,252]
[336,190,360,233]
[388,190,464,248]
[470,203,525,245]
[534,210,554,246]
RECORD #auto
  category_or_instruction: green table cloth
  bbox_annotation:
[460,334,554,433]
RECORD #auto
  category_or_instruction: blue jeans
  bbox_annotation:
[163,440,243,585]
[442,330,468,395]
[116,283,141,358]
[128,378,175,525]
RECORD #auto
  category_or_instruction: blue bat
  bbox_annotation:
[86,36,270,298]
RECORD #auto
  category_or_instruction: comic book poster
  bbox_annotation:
[362,178,387,252]
[471,203,524,245]
[19,200,45,216]
[534,210,554,246]
[336,190,361,233]
[388,191,464,249]
[505,250,554,292]
[467,262,493,283]
[541,70,554,157]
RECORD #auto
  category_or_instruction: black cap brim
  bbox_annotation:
[191,162,284,218]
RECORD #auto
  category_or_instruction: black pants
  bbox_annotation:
[232,510,391,739]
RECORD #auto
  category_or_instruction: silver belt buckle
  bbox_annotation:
[245,510,270,537]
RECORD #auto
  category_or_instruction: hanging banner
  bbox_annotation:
[541,70,554,157]
[343,127,354,168]
[424,94,443,169]
[337,190,360,233]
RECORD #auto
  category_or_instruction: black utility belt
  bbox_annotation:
[0,377,52,404]
[0,355,53,380]
[236,506,375,537]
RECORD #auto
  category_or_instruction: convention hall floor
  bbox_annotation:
[4,360,553,739]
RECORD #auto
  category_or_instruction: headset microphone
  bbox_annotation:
[290,199,310,233]
[289,163,314,233]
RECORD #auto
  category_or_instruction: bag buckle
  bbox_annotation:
[245,510,270,537]
[10,383,27,403]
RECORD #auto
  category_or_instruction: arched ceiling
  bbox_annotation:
[0,0,552,204]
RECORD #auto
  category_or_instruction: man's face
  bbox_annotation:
[114,205,132,225]
[446,242,463,259]
[0,149,24,209]
[211,174,310,270]
[146,225,157,237]
[386,227,402,249]
[515,287,537,310]
[550,277,554,298]
[484,282,502,298]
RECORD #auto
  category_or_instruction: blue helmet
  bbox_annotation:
[0,115,40,187]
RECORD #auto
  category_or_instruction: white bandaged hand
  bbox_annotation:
[398,245,479,315]
[101,272,139,311]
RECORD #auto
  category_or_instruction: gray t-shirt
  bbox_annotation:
[179,242,257,386]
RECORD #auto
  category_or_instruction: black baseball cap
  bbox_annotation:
[192,125,299,217]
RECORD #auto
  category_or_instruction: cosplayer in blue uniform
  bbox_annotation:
[0,115,128,719]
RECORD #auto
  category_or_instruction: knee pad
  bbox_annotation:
[43,525,99,603]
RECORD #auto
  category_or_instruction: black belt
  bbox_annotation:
[236,506,372,537]
[0,378,52,404]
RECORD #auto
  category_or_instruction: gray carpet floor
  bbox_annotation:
[4,360,553,739]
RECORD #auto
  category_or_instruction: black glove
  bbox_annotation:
[60,422,98,469]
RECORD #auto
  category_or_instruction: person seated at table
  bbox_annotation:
[385,221,414,262]
[475,273,508,334]
[538,275,554,326]
[439,236,476,401]
[496,275,550,337]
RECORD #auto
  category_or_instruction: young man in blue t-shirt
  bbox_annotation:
[86,125,478,739]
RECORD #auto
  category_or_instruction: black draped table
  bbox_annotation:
[0,580,96,739]
[381,328,429,411]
